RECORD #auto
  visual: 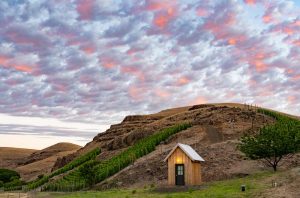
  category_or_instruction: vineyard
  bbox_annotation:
[24,147,101,191]
[42,123,191,191]
[258,108,300,137]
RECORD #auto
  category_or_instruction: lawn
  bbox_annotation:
[34,171,275,198]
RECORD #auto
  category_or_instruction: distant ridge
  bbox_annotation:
[0,142,81,181]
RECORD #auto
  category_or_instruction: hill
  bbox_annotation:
[0,143,81,181]
[46,103,299,190]
[0,147,36,168]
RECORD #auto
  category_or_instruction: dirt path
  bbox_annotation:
[204,125,223,143]
[0,193,29,198]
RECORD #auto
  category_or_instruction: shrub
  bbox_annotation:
[3,178,25,191]
[0,169,20,183]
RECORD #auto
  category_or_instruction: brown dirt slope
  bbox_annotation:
[22,142,81,165]
[16,150,78,181]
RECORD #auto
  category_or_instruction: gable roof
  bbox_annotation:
[163,143,205,162]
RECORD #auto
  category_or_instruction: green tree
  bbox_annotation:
[239,124,300,171]
[0,169,20,183]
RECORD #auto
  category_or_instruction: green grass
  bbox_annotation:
[35,171,275,198]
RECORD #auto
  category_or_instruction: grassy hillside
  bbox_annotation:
[42,123,191,191]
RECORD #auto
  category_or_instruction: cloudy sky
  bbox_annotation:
[0,0,299,149]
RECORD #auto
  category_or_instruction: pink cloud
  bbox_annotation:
[0,55,10,65]
[154,89,170,99]
[100,57,118,69]
[77,0,94,20]
[121,66,145,81]
[128,86,145,101]
[225,91,236,99]
[0,55,36,74]
[244,0,256,5]
[288,96,297,104]
[80,45,96,55]
[189,96,208,106]
[52,83,68,92]
[13,65,33,73]
[292,74,300,81]
[292,40,300,46]
[146,0,178,29]
[203,11,239,42]
[176,76,190,86]
[262,14,273,23]
[196,7,209,17]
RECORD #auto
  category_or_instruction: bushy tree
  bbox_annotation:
[0,169,20,183]
[239,110,300,171]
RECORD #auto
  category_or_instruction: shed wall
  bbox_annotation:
[167,147,202,185]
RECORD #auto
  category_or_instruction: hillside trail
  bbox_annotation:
[0,192,28,198]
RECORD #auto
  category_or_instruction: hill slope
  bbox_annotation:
[0,147,36,168]
[13,103,298,191]
[0,143,81,181]
[47,103,299,190]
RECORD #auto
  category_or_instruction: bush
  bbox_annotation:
[3,177,25,191]
[0,169,20,183]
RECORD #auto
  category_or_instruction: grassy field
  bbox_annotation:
[31,171,277,198]
[0,168,299,197]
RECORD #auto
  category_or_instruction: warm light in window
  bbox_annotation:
[176,157,183,163]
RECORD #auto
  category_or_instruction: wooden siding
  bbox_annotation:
[167,147,202,185]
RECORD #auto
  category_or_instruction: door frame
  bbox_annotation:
[175,164,185,185]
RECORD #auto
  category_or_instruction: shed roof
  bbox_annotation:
[163,143,205,162]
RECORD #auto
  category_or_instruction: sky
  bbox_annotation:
[0,0,299,149]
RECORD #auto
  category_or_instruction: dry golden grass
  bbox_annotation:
[16,150,77,181]
[0,147,36,168]
[41,142,81,153]
[15,143,81,180]
[0,147,36,159]
[0,143,81,181]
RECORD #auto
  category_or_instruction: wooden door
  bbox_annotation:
[175,164,184,185]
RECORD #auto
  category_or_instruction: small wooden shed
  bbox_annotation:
[164,143,204,186]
